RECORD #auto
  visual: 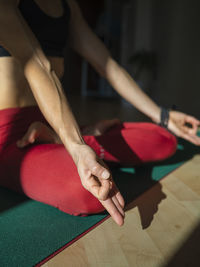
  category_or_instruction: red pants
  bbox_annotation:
[0,106,177,216]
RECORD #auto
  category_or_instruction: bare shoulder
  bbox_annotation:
[0,0,47,64]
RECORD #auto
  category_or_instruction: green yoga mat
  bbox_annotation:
[0,137,199,267]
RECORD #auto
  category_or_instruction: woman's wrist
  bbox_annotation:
[149,106,161,124]
[63,140,87,164]
[159,107,170,128]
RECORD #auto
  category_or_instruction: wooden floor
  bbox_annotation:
[42,154,200,267]
[42,96,200,266]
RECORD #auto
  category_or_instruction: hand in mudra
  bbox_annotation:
[168,111,200,145]
[75,144,125,226]
[17,121,125,226]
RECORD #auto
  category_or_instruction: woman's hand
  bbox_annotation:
[73,144,125,226]
[17,121,125,226]
[82,118,120,136]
[168,111,200,145]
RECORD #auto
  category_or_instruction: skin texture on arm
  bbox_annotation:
[68,0,200,145]
[0,0,84,156]
[68,0,161,124]
[0,0,125,226]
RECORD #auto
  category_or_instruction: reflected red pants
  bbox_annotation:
[0,106,177,216]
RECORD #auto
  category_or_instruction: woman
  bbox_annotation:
[0,0,199,226]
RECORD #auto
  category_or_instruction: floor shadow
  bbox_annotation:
[100,135,200,229]
[163,220,200,267]
[108,136,200,229]
[0,119,199,220]
[125,182,166,229]
[111,166,166,229]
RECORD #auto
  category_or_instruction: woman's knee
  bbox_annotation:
[153,124,177,160]
[120,122,177,163]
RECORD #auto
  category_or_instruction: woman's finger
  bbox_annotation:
[115,190,125,208]
[111,195,125,217]
[86,175,110,200]
[100,197,124,226]
[88,160,110,180]
[181,132,200,146]
[182,124,198,135]
[185,115,200,126]
[110,182,125,208]
[107,182,125,217]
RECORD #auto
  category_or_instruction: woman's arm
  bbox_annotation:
[68,0,200,145]
[68,0,160,123]
[0,0,83,156]
[0,0,125,225]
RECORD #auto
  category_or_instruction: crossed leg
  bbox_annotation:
[84,122,177,165]
[0,122,177,216]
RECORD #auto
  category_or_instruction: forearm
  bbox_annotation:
[24,59,84,161]
[68,0,160,123]
[0,3,85,161]
[103,58,161,123]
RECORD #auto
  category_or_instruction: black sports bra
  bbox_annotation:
[0,0,71,57]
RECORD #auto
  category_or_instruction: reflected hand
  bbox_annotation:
[168,111,200,145]
[75,144,125,226]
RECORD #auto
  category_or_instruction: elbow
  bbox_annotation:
[15,46,51,74]
[96,56,113,78]
[100,58,119,79]
[22,53,52,77]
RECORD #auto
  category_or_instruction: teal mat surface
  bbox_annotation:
[0,138,199,267]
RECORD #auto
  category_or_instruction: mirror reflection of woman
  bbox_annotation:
[0,0,199,226]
